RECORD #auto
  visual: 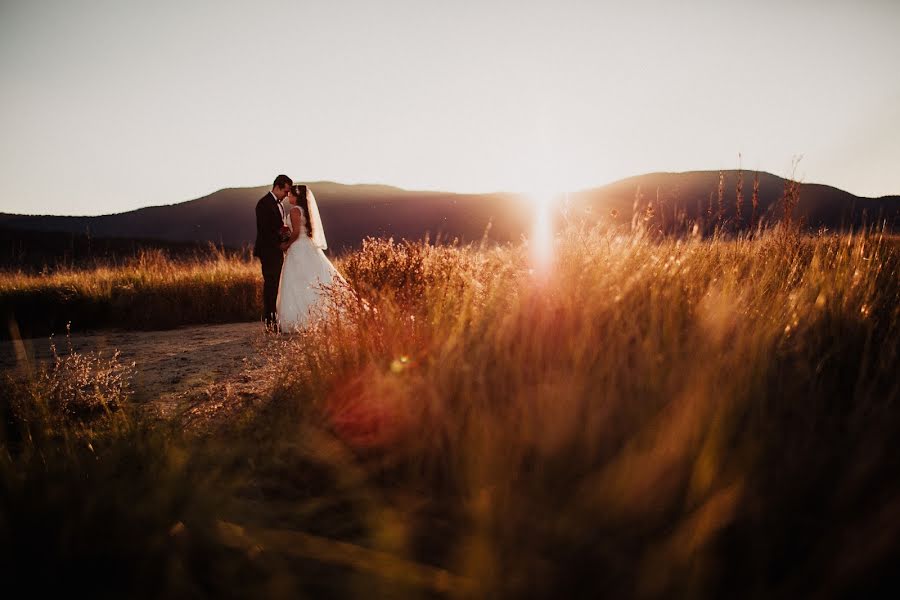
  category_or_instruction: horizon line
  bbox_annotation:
[3,169,898,219]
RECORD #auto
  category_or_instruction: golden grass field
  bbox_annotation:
[2,225,899,598]
[1,247,261,338]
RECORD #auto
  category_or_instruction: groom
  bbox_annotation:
[254,174,292,330]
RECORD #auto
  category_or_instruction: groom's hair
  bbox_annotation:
[273,174,293,189]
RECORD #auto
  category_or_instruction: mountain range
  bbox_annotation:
[1,172,898,260]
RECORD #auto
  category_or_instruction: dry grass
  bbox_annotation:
[1,248,262,338]
[246,225,900,597]
[2,225,900,598]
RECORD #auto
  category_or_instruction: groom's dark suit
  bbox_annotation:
[254,191,284,329]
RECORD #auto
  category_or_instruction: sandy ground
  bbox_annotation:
[0,322,274,424]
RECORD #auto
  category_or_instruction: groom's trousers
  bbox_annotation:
[259,252,284,329]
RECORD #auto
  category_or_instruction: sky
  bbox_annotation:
[1,0,899,216]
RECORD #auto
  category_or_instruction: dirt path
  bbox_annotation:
[0,322,273,422]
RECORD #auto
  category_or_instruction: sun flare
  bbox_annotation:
[527,190,557,271]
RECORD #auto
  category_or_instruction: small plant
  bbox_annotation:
[1,328,135,451]
[751,171,761,230]
[42,325,135,420]
[717,169,725,224]
[781,156,804,230]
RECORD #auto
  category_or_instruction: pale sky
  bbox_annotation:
[1,0,899,216]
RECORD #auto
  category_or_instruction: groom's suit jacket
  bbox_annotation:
[253,192,284,259]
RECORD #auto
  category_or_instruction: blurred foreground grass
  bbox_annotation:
[2,226,899,598]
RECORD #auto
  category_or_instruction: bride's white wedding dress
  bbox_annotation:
[276,206,345,330]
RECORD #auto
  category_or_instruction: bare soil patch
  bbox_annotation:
[0,322,272,423]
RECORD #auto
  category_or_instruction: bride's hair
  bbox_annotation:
[292,184,313,238]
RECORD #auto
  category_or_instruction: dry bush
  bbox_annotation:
[1,330,134,449]
[42,331,134,420]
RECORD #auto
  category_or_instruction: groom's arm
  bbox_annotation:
[257,200,280,242]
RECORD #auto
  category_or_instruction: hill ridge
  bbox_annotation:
[1,171,897,253]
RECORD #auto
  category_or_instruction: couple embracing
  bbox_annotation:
[253,174,345,332]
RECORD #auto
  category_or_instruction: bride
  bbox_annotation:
[276,184,345,330]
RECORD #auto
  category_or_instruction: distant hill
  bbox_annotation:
[0,183,527,254]
[566,171,900,233]
[1,174,897,260]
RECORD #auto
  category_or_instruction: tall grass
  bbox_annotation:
[2,226,899,597]
[0,248,261,338]
[238,226,899,597]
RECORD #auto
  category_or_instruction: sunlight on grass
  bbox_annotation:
[2,226,900,597]
[526,190,557,272]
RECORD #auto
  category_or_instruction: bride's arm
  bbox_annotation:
[285,207,303,247]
